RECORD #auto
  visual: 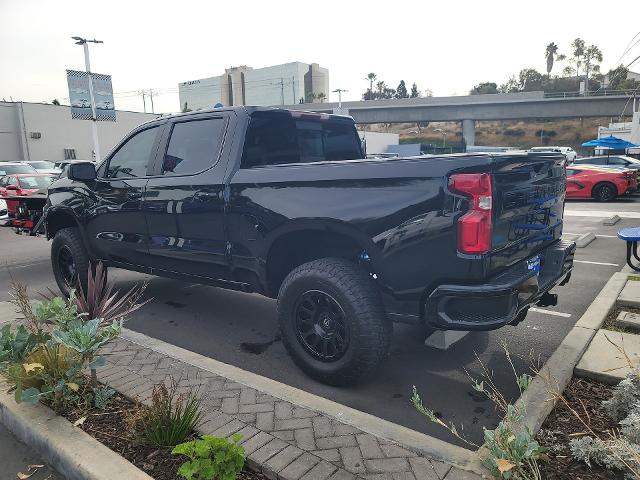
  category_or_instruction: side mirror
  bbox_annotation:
[68,162,97,181]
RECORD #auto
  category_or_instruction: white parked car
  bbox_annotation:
[0,198,8,226]
[529,146,577,162]
[21,160,61,175]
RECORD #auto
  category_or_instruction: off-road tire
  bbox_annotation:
[51,227,91,297]
[592,182,617,202]
[277,258,391,386]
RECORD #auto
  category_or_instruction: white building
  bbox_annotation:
[178,62,329,111]
[0,101,158,162]
[597,98,640,146]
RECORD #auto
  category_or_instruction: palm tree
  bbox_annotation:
[375,81,386,95]
[545,42,566,77]
[316,92,327,103]
[366,73,377,92]
[545,42,558,75]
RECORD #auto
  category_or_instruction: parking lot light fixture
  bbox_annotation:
[433,128,447,148]
[71,36,103,161]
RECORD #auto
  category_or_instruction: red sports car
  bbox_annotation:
[0,173,55,216]
[565,165,638,201]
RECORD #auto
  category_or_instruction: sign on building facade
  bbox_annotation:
[66,69,116,121]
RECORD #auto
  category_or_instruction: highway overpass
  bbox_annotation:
[281,91,637,146]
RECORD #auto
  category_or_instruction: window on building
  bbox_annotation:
[241,111,363,168]
[162,118,225,175]
[106,126,160,178]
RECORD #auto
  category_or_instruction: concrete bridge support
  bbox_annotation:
[462,119,475,148]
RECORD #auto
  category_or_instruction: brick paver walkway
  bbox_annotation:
[98,336,481,480]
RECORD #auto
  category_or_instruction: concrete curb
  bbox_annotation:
[0,381,153,480]
[121,329,487,476]
[512,271,629,435]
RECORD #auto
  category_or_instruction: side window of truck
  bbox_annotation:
[106,126,160,179]
[161,118,225,175]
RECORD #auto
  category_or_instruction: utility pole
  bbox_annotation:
[149,89,155,114]
[72,36,103,161]
[291,76,295,104]
[279,77,285,105]
[332,88,348,109]
[139,90,147,113]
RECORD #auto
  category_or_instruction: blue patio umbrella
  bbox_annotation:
[581,135,638,149]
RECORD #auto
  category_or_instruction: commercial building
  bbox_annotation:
[0,101,158,162]
[178,62,329,111]
[597,98,640,145]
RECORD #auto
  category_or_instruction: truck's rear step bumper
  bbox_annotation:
[424,240,576,330]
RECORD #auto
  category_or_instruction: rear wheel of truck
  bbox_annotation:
[51,227,92,297]
[277,258,391,386]
[592,182,617,202]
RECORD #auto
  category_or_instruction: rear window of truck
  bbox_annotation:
[241,111,363,168]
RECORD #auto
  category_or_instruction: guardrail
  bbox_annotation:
[544,89,637,98]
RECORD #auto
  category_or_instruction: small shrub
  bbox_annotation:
[142,380,202,447]
[0,324,38,365]
[569,436,640,471]
[503,128,525,137]
[92,385,115,410]
[603,372,640,421]
[172,434,245,480]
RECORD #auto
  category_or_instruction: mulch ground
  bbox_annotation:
[536,377,625,480]
[54,391,266,480]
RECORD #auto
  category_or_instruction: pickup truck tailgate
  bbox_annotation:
[489,153,566,272]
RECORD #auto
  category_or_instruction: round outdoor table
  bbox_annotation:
[618,227,640,272]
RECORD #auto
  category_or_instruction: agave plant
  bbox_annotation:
[74,262,150,327]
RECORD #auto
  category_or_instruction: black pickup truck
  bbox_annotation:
[41,107,575,385]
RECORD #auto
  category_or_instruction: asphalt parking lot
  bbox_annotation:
[1,195,638,447]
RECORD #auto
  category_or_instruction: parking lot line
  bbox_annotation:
[574,260,619,267]
[564,233,618,238]
[565,210,640,219]
[529,307,572,318]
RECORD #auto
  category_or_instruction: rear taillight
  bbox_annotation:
[449,173,493,254]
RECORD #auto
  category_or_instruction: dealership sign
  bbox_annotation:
[66,69,116,121]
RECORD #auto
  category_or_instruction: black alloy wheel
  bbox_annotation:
[294,290,350,362]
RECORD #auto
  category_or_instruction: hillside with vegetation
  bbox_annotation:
[369,117,614,154]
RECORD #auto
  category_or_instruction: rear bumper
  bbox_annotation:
[424,240,575,330]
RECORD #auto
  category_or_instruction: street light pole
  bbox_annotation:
[332,88,348,109]
[72,36,103,161]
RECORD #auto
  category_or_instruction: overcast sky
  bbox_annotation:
[1,0,638,114]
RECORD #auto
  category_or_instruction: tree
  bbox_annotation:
[362,89,375,100]
[376,81,386,96]
[316,92,326,103]
[181,102,191,113]
[606,65,640,90]
[568,38,586,83]
[410,83,420,98]
[583,44,603,94]
[518,68,544,91]
[470,82,499,95]
[416,121,429,133]
[366,73,377,92]
[52,99,61,106]
[545,42,566,76]
[396,80,408,98]
[305,92,316,103]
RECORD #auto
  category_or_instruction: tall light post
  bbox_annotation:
[72,36,103,161]
[332,88,348,109]
[433,128,447,148]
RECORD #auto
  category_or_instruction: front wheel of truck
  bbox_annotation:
[51,227,91,297]
[277,258,392,386]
